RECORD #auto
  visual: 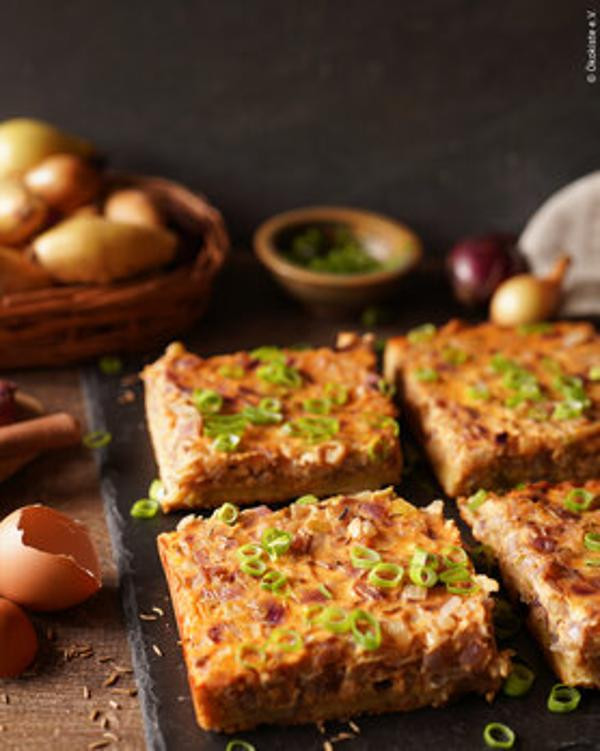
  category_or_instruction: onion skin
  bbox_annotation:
[104,189,163,229]
[490,256,570,326]
[447,234,525,306]
[24,153,101,214]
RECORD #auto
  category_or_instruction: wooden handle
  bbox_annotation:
[0,412,81,459]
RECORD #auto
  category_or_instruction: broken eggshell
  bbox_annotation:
[0,596,38,677]
[0,505,101,611]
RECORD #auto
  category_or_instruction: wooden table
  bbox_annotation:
[0,253,455,750]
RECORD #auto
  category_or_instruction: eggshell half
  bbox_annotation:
[0,505,101,611]
[0,597,38,677]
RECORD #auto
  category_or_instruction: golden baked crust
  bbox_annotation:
[458,480,600,687]
[158,487,508,732]
[143,334,402,511]
[384,320,600,497]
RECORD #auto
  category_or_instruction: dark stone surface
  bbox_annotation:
[0,0,597,250]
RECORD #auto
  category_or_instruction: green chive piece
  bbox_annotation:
[257,360,302,388]
[414,367,439,382]
[503,662,535,697]
[547,683,581,713]
[467,488,488,512]
[584,557,600,567]
[213,502,239,525]
[407,323,436,344]
[446,579,479,595]
[268,628,303,653]
[240,558,268,577]
[226,740,256,751]
[318,583,333,599]
[349,609,381,650]
[366,435,389,463]
[409,565,438,588]
[203,413,247,438]
[259,397,282,412]
[564,487,595,513]
[350,545,381,570]
[441,545,469,568]
[211,433,241,453]
[236,543,265,562]
[304,603,325,623]
[439,565,470,584]
[410,547,440,571]
[324,382,349,405]
[490,354,518,373]
[98,355,122,375]
[218,363,245,379]
[193,388,223,415]
[295,494,319,506]
[316,605,351,633]
[493,599,521,640]
[261,528,293,559]
[282,416,339,443]
[260,570,287,592]
[130,499,160,519]
[517,322,553,335]
[552,400,588,420]
[250,346,285,362]
[243,404,283,425]
[148,478,165,502]
[441,347,468,365]
[367,562,404,588]
[483,722,516,749]
[82,430,112,449]
[584,532,600,551]
[589,365,600,381]
[370,415,400,436]
[466,384,491,401]
[236,643,266,671]
[302,397,332,415]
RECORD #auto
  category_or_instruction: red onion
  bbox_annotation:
[447,234,526,306]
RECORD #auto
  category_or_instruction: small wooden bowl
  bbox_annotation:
[253,206,422,316]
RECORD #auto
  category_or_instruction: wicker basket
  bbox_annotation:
[0,174,229,369]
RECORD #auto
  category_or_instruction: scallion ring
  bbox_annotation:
[259,397,282,412]
[148,478,165,502]
[302,397,332,415]
[250,345,285,362]
[243,405,283,425]
[218,363,245,379]
[439,565,470,584]
[213,502,239,525]
[282,416,339,443]
[503,662,535,697]
[349,609,381,650]
[589,365,600,381]
[409,565,438,588]
[236,543,265,561]
[261,528,293,558]
[130,499,160,519]
[407,323,436,344]
[410,547,440,571]
[446,579,479,595]
[295,494,319,505]
[483,722,515,749]
[350,544,381,570]
[584,557,600,567]
[316,605,351,634]
[564,487,595,513]
[192,388,223,414]
[367,562,404,588]
[240,558,268,577]
[236,643,266,671]
[203,414,247,438]
[318,583,332,599]
[257,361,302,389]
[268,628,303,653]
[547,683,581,713]
[467,488,488,512]
[441,544,469,568]
[226,739,256,751]
[211,433,241,453]
[260,570,287,592]
[324,382,349,405]
[584,531,600,551]
[83,430,112,449]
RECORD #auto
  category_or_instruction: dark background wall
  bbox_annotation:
[0,0,597,253]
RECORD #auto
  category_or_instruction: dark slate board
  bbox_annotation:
[82,257,600,750]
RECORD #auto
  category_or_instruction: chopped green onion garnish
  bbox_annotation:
[257,360,302,388]
[552,399,588,420]
[517,322,553,334]
[236,643,266,671]
[203,413,247,438]
[445,579,479,595]
[589,365,600,381]
[441,545,469,567]
[409,565,438,588]
[584,557,600,567]
[584,532,600,551]
[295,494,319,505]
[547,683,581,713]
[211,433,241,453]
[349,609,381,650]
[490,354,518,373]
[218,364,245,379]
[493,599,521,640]
[367,562,404,588]
[243,405,283,425]
[318,583,332,599]
[268,628,303,653]
[503,662,535,697]
[260,570,287,592]
[439,565,470,584]
[415,367,439,382]
[564,487,595,513]
[148,478,165,502]
[324,382,349,405]
[371,415,400,436]
[466,384,491,401]
[407,323,436,344]
[260,397,282,412]
[316,605,351,633]
[410,547,440,571]
[213,502,239,525]
[98,355,122,375]
[240,558,268,577]
[350,545,381,570]
[236,543,265,561]
[441,347,468,365]
[130,499,160,519]
[483,722,516,749]
[366,435,389,462]
[250,346,285,362]
[303,603,325,623]
[83,430,112,449]
[282,416,339,443]
[192,388,223,414]
[302,397,332,415]
[226,740,256,751]
[467,488,488,512]
[261,528,293,559]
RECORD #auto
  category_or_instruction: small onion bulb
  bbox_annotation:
[490,256,570,326]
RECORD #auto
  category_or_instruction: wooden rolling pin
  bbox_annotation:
[0,412,81,460]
